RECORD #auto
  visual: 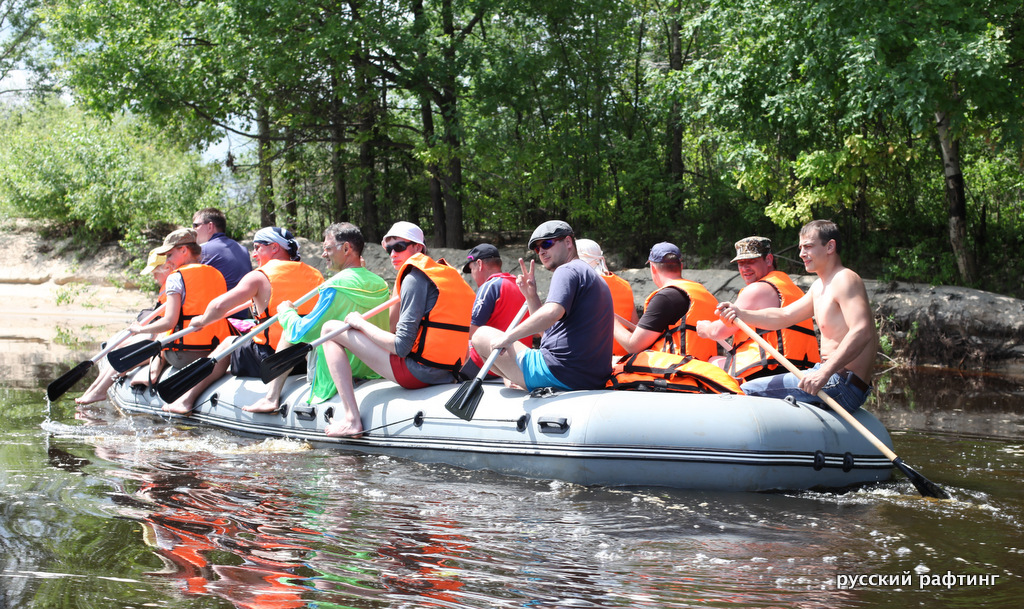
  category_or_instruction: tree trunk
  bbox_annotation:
[666,0,684,198]
[257,105,275,227]
[331,75,349,224]
[935,109,975,284]
[438,0,464,248]
[355,41,379,242]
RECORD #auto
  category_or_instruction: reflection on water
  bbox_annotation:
[2,354,1024,607]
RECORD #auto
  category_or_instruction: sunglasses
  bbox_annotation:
[531,237,563,253]
[385,240,415,254]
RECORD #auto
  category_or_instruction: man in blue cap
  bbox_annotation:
[461,243,530,379]
[471,220,614,391]
[613,242,719,361]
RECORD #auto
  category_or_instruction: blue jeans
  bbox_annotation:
[739,363,871,412]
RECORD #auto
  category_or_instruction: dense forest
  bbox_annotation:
[0,0,1022,297]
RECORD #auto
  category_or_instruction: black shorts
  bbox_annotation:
[229,341,308,378]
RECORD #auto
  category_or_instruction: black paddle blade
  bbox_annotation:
[445,378,484,421]
[893,457,951,500]
[156,358,215,404]
[107,340,161,373]
[45,360,95,402]
[259,343,312,384]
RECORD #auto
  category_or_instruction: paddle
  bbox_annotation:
[45,304,169,401]
[106,300,253,373]
[446,303,530,421]
[258,296,400,383]
[732,317,950,499]
[155,289,325,403]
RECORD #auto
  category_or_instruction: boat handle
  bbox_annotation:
[537,417,569,433]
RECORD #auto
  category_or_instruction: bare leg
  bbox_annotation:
[163,338,234,415]
[75,361,119,405]
[470,326,528,389]
[246,339,293,413]
[320,322,396,437]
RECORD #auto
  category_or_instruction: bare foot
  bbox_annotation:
[74,390,107,406]
[324,413,363,438]
[243,397,280,413]
[162,400,196,415]
[502,377,524,391]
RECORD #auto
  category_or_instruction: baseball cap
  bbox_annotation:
[528,220,574,250]
[153,228,198,255]
[731,237,772,262]
[141,248,167,276]
[648,242,681,263]
[462,243,501,273]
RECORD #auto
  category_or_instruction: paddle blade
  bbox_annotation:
[259,343,312,384]
[107,340,161,373]
[46,360,95,402]
[445,378,485,421]
[156,358,215,404]
[893,457,951,500]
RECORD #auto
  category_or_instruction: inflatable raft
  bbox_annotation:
[107,371,894,492]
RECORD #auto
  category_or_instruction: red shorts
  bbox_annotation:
[389,354,430,389]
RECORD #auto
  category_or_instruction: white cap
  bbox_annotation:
[381,221,425,247]
[575,238,609,274]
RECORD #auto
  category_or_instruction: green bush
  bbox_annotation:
[0,99,222,246]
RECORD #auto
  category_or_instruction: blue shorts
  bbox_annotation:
[739,363,871,412]
[517,349,571,392]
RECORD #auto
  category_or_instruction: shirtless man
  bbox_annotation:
[716,220,877,411]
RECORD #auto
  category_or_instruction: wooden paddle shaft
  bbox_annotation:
[732,318,897,462]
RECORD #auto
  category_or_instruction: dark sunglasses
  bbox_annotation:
[531,237,563,253]
[385,240,415,254]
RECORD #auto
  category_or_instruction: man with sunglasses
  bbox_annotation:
[191,207,251,291]
[319,221,476,436]
[471,220,614,392]
[163,226,324,415]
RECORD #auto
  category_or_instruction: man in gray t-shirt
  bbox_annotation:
[471,220,614,391]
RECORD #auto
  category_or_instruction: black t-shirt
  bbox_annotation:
[637,287,691,333]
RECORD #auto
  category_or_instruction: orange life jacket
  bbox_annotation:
[642,278,719,361]
[727,270,820,378]
[602,272,635,356]
[396,254,476,374]
[252,259,323,349]
[167,264,232,351]
[606,350,743,394]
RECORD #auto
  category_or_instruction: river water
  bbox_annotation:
[2,333,1023,607]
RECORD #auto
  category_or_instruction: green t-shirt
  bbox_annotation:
[278,266,391,403]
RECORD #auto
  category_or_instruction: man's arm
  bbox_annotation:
[490,301,564,351]
[189,271,264,329]
[697,281,781,341]
[718,286,815,331]
[613,318,661,353]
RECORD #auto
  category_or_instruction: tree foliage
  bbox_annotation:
[0,100,221,242]
[20,0,1024,296]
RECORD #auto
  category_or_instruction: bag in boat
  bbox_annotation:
[606,350,743,395]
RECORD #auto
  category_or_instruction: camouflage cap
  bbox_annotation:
[731,236,771,263]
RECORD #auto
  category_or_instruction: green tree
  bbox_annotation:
[0,100,221,242]
[684,0,1024,283]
